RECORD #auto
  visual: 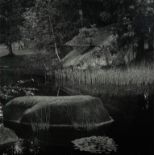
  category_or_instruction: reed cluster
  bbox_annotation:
[55,64,153,86]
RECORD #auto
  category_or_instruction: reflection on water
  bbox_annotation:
[0,70,154,155]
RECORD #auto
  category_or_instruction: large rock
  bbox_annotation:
[3,96,113,131]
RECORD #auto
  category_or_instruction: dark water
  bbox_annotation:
[0,70,154,155]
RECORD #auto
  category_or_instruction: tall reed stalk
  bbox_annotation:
[31,107,51,134]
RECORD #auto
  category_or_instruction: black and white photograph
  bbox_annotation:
[0,0,154,155]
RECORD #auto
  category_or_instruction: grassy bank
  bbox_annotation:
[0,48,57,77]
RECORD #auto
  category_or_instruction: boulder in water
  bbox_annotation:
[3,96,113,131]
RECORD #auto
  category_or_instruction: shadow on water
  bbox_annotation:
[101,94,154,155]
[0,70,154,155]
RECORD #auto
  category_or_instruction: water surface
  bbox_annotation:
[0,70,153,155]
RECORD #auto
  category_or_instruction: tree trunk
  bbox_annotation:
[54,42,61,62]
[7,43,14,56]
[49,17,61,62]
[47,11,61,62]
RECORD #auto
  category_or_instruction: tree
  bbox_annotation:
[32,0,61,61]
[0,0,34,56]
[20,8,38,48]
[86,0,153,61]
[111,0,154,61]
[27,0,83,60]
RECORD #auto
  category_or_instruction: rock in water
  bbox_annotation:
[72,136,117,154]
[0,125,18,146]
[3,96,113,131]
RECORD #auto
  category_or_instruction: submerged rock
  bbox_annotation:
[0,125,18,146]
[3,96,113,131]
